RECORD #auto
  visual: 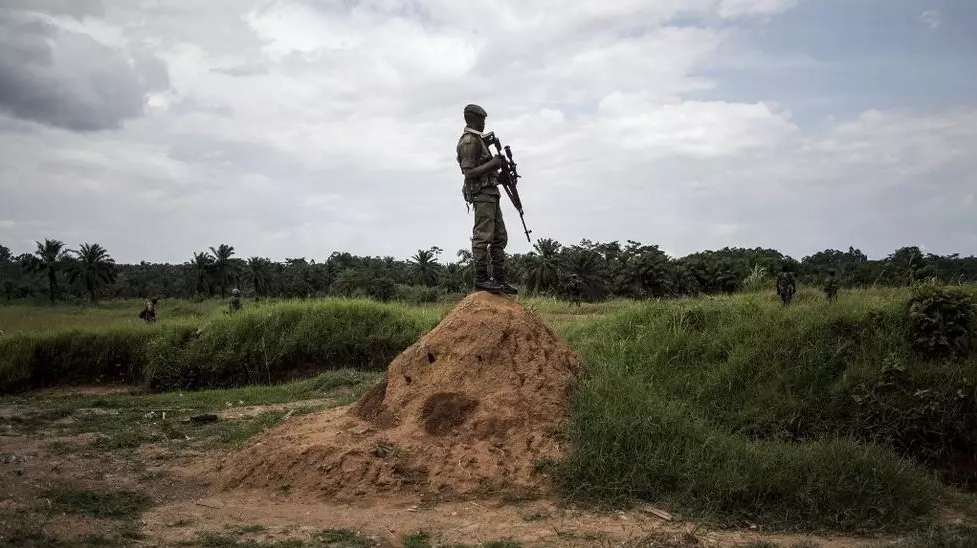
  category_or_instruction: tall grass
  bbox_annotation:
[0,298,438,394]
[554,287,977,532]
[144,299,437,390]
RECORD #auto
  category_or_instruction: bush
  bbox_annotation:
[393,284,441,305]
[0,327,153,393]
[557,293,969,530]
[0,299,437,394]
[555,389,941,531]
[142,299,435,391]
[907,280,975,361]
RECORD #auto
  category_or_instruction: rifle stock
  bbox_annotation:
[482,131,533,243]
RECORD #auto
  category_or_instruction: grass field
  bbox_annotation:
[1,284,976,547]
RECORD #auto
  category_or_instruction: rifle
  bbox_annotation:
[481,131,533,243]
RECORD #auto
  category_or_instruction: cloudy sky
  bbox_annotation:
[1,0,975,264]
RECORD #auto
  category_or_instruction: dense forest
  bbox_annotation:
[2,238,977,305]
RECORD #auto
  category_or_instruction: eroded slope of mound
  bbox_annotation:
[214,292,582,500]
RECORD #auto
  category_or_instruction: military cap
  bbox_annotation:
[463,104,487,117]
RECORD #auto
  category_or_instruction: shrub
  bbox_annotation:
[142,299,435,391]
[557,294,964,530]
[0,327,153,393]
[906,280,975,361]
[0,299,437,394]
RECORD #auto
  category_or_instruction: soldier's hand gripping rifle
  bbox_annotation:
[481,131,533,243]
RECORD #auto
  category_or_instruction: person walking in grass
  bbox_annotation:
[139,296,159,322]
[823,270,839,303]
[776,264,796,306]
[228,288,242,313]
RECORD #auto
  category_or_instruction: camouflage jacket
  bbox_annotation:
[824,277,839,293]
[776,272,796,295]
[456,127,499,202]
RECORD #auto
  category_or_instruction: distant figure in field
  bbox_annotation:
[566,273,584,307]
[775,264,796,306]
[139,296,159,322]
[228,288,242,313]
[823,270,839,303]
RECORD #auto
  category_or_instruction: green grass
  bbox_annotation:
[1,369,382,454]
[0,298,218,334]
[0,298,437,394]
[554,285,977,533]
[2,285,976,536]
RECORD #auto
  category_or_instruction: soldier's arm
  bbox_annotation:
[465,156,501,179]
[458,138,500,179]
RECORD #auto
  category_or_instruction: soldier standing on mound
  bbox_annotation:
[776,264,796,306]
[456,104,518,295]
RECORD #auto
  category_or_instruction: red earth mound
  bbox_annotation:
[213,291,583,501]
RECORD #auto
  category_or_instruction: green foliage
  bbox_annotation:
[0,326,152,392]
[906,280,975,361]
[0,299,435,394]
[742,264,768,292]
[393,283,441,304]
[554,291,977,531]
[6,234,977,305]
[142,299,434,390]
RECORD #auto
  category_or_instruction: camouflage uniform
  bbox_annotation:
[775,268,796,306]
[824,271,839,303]
[139,297,158,322]
[229,288,241,313]
[456,104,515,293]
[566,273,584,307]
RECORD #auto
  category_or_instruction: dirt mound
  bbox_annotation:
[213,292,583,500]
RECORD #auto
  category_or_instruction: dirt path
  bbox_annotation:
[0,391,970,548]
[143,489,894,547]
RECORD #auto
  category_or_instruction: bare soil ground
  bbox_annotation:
[3,385,968,548]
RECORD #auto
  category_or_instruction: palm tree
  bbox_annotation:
[208,244,236,297]
[409,248,440,287]
[190,252,215,296]
[25,239,70,304]
[563,247,605,301]
[66,243,117,304]
[247,256,272,297]
[456,249,473,282]
[525,238,563,295]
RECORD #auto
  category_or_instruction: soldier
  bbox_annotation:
[228,288,242,313]
[775,264,796,306]
[139,296,158,322]
[824,270,839,303]
[567,273,584,307]
[456,104,518,295]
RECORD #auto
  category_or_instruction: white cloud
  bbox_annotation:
[0,0,974,263]
[718,0,800,19]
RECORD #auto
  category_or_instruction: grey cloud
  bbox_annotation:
[168,98,235,118]
[0,11,169,131]
[211,64,271,77]
[3,0,105,19]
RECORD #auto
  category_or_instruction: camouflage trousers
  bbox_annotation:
[471,195,508,282]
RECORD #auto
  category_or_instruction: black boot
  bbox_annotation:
[491,266,519,295]
[474,269,505,293]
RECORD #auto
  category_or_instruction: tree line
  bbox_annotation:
[2,238,976,305]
